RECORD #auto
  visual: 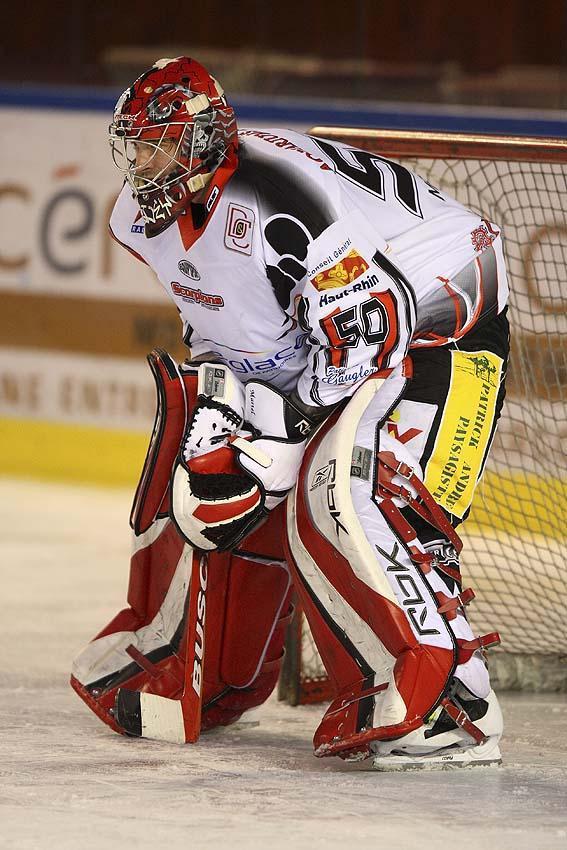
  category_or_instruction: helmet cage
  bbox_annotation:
[109,84,234,226]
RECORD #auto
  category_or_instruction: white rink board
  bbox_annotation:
[0,108,165,303]
[0,348,155,429]
[1,478,567,850]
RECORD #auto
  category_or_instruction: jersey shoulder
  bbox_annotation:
[237,127,336,175]
[234,128,341,247]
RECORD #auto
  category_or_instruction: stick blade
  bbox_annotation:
[115,689,186,744]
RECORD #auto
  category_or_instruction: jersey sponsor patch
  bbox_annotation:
[170,281,224,310]
[225,203,255,254]
[238,129,332,171]
[322,364,380,386]
[424,349,503,518]
[130,224,145,234]
[207,332,309,377]
[310,249,368,291]
[318,273,379,306]
[178,260,201,280]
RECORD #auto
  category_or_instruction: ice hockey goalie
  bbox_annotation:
[71,56,509,769]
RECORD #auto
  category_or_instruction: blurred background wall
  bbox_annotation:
[0,0,567,108]
[5,0,567,107]
[1,0,566,487]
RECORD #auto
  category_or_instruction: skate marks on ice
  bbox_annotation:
[1,479,566,850]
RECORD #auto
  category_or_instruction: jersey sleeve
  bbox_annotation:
[295,209,417,409]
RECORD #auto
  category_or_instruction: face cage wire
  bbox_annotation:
[109,122,190,194]
[109,107,231,197]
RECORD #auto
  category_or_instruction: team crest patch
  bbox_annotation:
[471,223,496,252]
[311,250,369,291]
[178,260,201,280]
[225,203,255,255]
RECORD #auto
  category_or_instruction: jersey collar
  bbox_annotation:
[177,152,238,252]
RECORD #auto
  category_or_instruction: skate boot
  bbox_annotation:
[371,683,503,771]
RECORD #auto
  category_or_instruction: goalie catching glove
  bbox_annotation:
[172,367,315,551]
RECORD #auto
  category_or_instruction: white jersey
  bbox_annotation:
[110,128,508,411]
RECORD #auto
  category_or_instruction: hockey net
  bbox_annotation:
[279,128,567,705]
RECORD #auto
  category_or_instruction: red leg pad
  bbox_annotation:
[72,508,293,737]
[312,644,455,759]
[220,557,291,688]
[285,412,457,760]
[130,351,198,535]
[238,502,287,560]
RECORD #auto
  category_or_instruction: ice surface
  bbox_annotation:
[1,478,566,850]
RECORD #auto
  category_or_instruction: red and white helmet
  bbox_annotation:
[109,57,238,234]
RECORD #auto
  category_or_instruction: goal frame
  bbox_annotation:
[308,126,567,164]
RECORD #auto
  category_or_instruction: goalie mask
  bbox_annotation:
[109,57,238,235]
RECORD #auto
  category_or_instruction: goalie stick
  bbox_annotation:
[114,550,207,744]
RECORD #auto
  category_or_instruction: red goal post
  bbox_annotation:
[278,127,567,705]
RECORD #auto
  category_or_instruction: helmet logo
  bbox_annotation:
[147,84,191,122]
[178,260,201,280]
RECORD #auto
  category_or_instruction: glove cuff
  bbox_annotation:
[244,381,315,441]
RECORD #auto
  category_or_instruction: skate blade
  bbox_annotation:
[372,743,502,772]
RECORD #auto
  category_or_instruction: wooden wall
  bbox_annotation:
[6,0,567,84]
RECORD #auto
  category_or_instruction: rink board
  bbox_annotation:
[1,414,565,540]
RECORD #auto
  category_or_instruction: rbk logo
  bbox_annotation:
[310,464,332,490]
[325,459,347,536]
[378,543,440,637]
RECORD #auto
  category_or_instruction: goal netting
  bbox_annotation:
[279,128,567,705]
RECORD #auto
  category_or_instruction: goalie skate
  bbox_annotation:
[371,687,503,771]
